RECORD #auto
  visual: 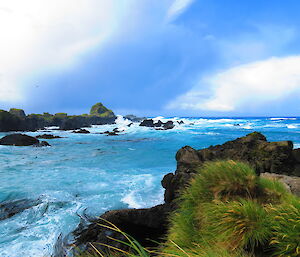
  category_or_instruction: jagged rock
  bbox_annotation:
[140,119,175,130]
[139,119,155,127]
[36,134,63,139]
[73,129,90,134]
[74,204,174,253]
[163,132,300,203]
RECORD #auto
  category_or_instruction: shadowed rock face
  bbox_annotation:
[163,132,300,203]
[74,204,174,253]
[73,132,300,253]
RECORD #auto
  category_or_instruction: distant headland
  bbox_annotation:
[0,103,116,132]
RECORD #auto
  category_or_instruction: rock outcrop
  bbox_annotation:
[139,119,175,130]
[36,134,63,139]
[0,134,50,147]
[0,103,116,132]
[90,103,115,118]
[73,132,300,253]
[72,129,90,134]
[162,132,300,203]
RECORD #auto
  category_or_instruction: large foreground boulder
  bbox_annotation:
[0,134,50,146]
[162,132,300,203]
[74,204,174,253]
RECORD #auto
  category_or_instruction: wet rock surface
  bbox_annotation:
[36,134,63,139]
[0,134,50,147]
[72,129,90,134]
[139,119,175,130]
[0,198,42,221]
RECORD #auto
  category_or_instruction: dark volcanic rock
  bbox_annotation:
[139,119,155,127]
[162,132,300,203]
[74,204,174,253]
[73,129,90,134]
[140,119,175,130]
[163,121,175,130]
[36,134,62,139]
[0,134,39,146]
[0,110,23,132]
[73,132,300,253]
[0,134,50,147]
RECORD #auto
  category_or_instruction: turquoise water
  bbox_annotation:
[1,116,300,256]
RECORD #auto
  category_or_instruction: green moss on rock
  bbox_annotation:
[90,103,115,118]
[9,108,26,118]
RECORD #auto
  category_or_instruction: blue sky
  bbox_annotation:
[1,0,300,116]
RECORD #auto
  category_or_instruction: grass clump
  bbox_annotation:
[164,160,300,256]
[80,160,300,257]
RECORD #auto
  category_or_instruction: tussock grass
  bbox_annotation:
[78,160,300,257]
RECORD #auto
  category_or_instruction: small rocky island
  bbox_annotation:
[0,102,116,132]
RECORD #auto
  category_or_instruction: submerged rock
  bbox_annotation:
[36,134,63,139]
[72,129,90,134]
[0,134,50,146]
[0,198,41,221]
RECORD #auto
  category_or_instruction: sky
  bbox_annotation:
[1,0,300,117]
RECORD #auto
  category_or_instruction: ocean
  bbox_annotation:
[0,116,300,256]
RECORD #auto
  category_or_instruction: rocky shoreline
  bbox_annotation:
[0,103,116,132]
[73,132,300,254]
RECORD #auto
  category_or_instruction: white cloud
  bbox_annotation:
[167,56,300,112]
[0,0,129,104]
[167,0,194,21]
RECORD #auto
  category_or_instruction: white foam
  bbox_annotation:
[270,117,297,121]
[121,191,142,209]
[287,124,297,129]
[294,143,300,149]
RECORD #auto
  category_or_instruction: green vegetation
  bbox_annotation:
[82,161,300,257]
[90,102,115,118]
[9,108,26,118]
